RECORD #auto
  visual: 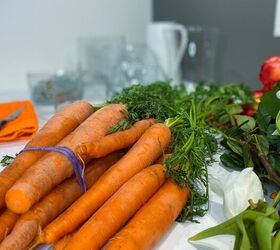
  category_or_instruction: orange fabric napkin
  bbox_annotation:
[0,100,38,142]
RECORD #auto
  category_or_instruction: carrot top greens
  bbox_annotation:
[109,81,253,221]
[0,155,15,168]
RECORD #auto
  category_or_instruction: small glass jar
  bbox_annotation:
[27,70,84,114]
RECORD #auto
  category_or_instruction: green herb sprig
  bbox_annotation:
[0,155,15,168]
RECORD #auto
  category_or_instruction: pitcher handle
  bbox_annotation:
[172,24,188,83]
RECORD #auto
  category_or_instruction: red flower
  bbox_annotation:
[260,56,280,85]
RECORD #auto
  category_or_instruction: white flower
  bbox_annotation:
[209,167,264,219]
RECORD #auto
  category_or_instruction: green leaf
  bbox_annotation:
[222,126,243,140]
[234,231,242,250]
[246,222,259,250]
[242,143,254,168]
[255,103,272,132]
[189,216,239,241]
[205,133,218,156]
[236,217,251,250]
[260,90,280,118]
[266,124,280,153]
[234,115,256,131]
[268,154,280,176]
[220,153,245,170]
[217,113,231,124]
[228,104,244,115]
[227,140,243,156]
[254,134,269,156]
[255,216,278,250]
[272,231,280,250]
[0,155,15,167]
[267,124,279,143]
[276,110,280,134]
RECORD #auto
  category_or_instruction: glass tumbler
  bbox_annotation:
[181,26,220,85]
[27,70,84,114]
[109,43,167,98]
[78,36,125,102]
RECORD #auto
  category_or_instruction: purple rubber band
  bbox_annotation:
[20,146,87,192]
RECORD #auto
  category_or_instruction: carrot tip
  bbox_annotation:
[5,188,32,214]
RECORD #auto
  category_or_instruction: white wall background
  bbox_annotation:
[0,0,152,92]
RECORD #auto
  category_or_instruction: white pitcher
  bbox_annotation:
[146,21,188,85]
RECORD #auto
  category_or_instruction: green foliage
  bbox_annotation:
[0,155,15,168]
[255,103,272,132]
[220,152,245,170]
[235,115,256,132]
[109,81,253,221]
[109,81,182,125]
[218,93,280,188]
[189,195,280,250]
[268,154,280,176]
[261,90,280,118]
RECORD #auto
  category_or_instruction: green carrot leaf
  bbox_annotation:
[0,155,15,168]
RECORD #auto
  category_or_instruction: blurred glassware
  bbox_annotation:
[78,36,125,102]
[146,21,188,85]
[27,70,84,113]
[181,26,220,85]
[110,43,167,97]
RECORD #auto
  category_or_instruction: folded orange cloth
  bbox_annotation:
[0,100,38,142]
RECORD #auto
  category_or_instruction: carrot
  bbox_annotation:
[156,153,172,164]
[75,119,156,158]
[105,179,189,250]
[64,164,166,250]
[39,123,171,243]
[0,210,19,242]
[53,232,75,250]
[0,101,94,209]
[0,152,121,250]
[5,104,126,214]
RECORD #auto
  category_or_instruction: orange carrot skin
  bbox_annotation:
[0,152,121,250]
[5,104,126,214]
[0,101,94,209]
[75,119,156,158]
[40,123,171,244]
[64,164,166,250]
[156,153,172,164]
[105,179,189,250]
[54,232,74,250]
[0,210,19,242]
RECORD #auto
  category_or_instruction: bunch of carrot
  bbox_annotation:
[0,100,189,250]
